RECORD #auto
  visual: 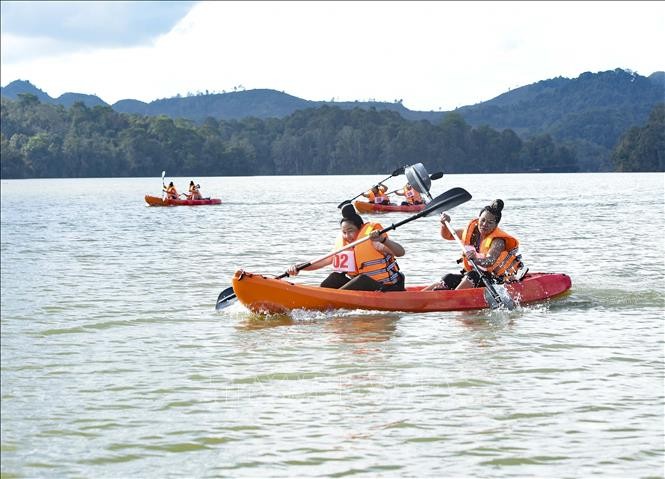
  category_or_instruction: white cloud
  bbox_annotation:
[1,1,663,111]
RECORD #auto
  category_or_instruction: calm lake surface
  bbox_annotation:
[1,173,664,478]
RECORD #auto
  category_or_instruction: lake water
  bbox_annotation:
[1,173,664,478]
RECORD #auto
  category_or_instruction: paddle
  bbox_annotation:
[161,170,166,197]
[442,220,516,310]
[387,171,444,195]
[336,166,406,208]
[215,186,473,310]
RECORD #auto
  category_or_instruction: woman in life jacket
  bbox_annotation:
[286,204,406,291]
[188,180,203,200]
[163,181,178,200]
[428,199,527,290]
[394,183,424,205]
[362,184,391,205]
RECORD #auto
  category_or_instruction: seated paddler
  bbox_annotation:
[425,199,528,291]
[286,204,406,291]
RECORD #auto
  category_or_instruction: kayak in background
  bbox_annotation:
[353,200,426,213]
[144,194,221,207]
[230,269,572,314]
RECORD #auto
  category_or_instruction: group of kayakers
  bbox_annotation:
[287,197,528,293]
[163,180,205,200]
[362,183,424,206]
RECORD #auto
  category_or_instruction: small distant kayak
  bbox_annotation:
[231,270,572,314]
[354,200,426,213]
[144,194,222,207]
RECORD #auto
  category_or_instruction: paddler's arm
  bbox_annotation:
[439,213,462,240]
[370,230,405,257]
[286,256,333,276]
[471,238,505,268]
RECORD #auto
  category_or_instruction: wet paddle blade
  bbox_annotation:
[483,283,516,310]
[215,286,237,310]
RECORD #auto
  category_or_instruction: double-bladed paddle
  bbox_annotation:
[336,166,406,209]
[215,186,473,310]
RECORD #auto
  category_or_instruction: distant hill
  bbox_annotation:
[1,80,435,122]
[2,69,663,170]
[1,79,109,108]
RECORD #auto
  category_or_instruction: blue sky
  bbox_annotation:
[1,1,663,111]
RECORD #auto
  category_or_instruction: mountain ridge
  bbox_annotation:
[2,68,663,170]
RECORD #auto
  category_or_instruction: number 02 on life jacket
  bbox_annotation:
[332,250,357,273]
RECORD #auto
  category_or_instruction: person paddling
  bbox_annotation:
[362,184,391,205]
[163,181,178,200]
[287,204,406,291]
[187,180,203,200]
[425,199,527,290]
[394,182,424,205]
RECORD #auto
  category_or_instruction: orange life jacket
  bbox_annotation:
[460,218,523,280]
[333,223,401,285]
[367,187,389,204]
[404,186,423,204]
[165,186,178,199]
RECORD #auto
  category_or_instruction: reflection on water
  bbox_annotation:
[236,310,401,344]
[325,313,400,344]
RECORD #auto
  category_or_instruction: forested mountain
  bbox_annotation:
[2,68,663,177]
[456,69,665,170]
[1,80,108,109]
[1,94,583,178]
[611,103,664,171]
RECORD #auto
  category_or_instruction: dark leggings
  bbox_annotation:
[320,272,405,292]
[438,270,492,289]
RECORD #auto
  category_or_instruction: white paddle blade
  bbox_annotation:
[406,163,432,195]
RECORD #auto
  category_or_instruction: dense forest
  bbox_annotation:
[611,103,664,171]
[1,94,586,178]
[1,69,665,177]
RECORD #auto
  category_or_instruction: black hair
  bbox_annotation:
[479,199,504,224]
[340,203,364,229]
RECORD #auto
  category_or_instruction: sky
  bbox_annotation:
[1,1,664,112]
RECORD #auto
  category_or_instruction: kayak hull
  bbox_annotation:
[231,270,572,314]
[145,194,221,206]
[353,200,426,213]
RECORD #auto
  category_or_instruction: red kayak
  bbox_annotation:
[354,200,426,213]
[231,270,572,314]
[144,194,221,206]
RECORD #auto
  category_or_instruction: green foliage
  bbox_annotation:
[1,96,582,179]
[612,104,665,172]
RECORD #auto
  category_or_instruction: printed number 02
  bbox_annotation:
[333,254,348,269]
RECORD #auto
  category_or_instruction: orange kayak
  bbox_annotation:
[145,194,221,206]
[231,270,572,314]
[353,200,426,213]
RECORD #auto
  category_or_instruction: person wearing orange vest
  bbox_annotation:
[163,181,178,200]
[394,183,424,205]
[362,184,391,205]
[428,199,527,290]
[187,180,203,200]
[287,204,406,291]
